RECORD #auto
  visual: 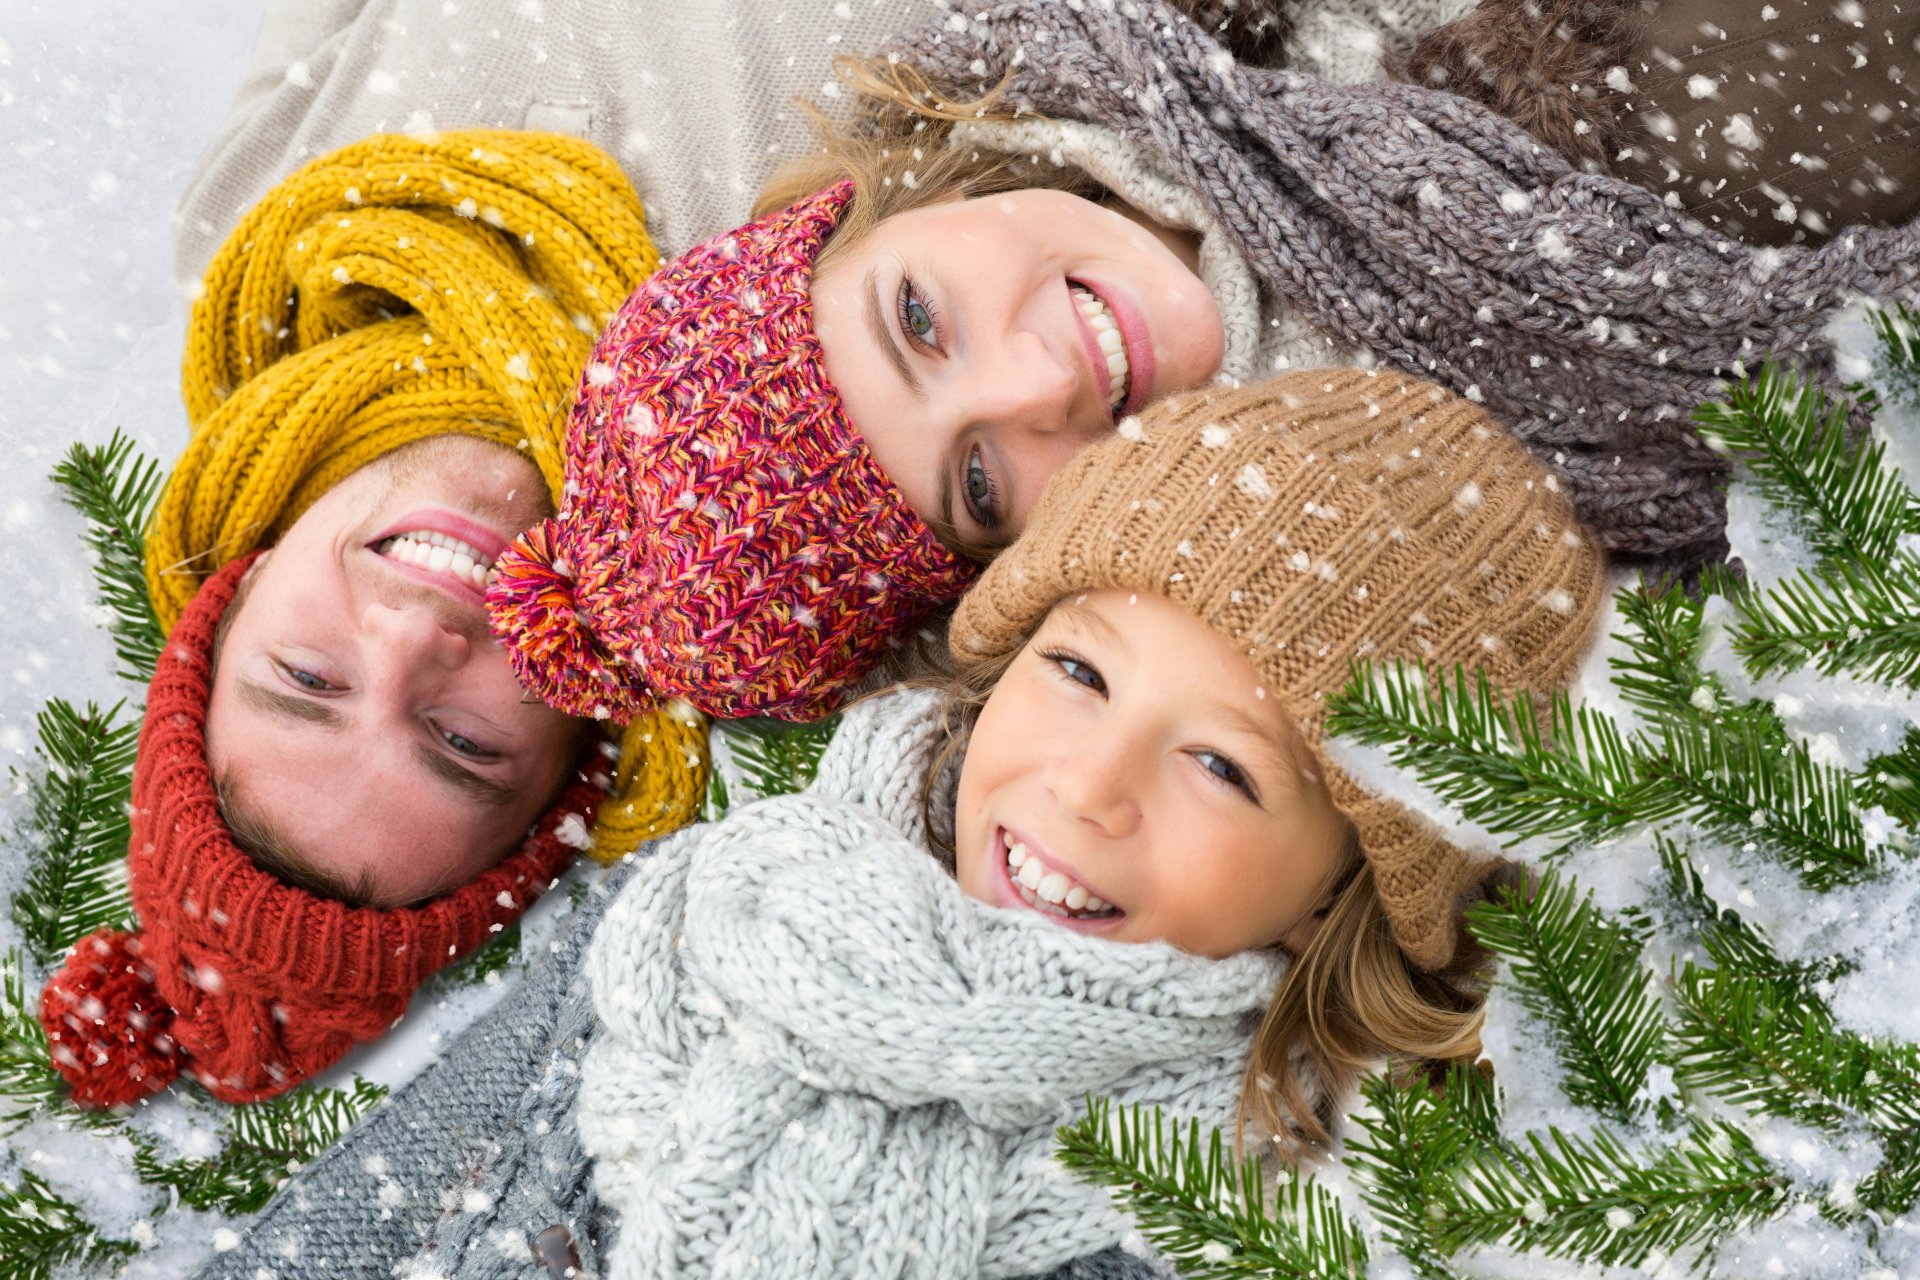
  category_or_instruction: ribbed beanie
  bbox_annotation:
[486,182,978,723]
[950,369,1607,970]
[160,129,702,862]
[39,557,604,1107]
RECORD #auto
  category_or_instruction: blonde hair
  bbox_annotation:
[922,607,1498,1165]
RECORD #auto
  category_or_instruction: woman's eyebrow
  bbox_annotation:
[864,264,923,398]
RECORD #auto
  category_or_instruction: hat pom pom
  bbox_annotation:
[487,518,644,721]
[40,929,182,1108]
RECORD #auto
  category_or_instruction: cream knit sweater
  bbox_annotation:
[174,0,1474,283]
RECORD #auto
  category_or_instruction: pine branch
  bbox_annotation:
[1648,713,1875,890]
[1656,837,1848,993]
[0,947,62,1135]
[130,1077,388,1215]
[1437,1119,1790,1269]
[1868,301,1920,416]
[0,1168,137,1280]
[1055,1098,1368,1279]
[720,715,842,802]
[1728,552,1920,690]
[50,430,168,684]
[9,698,138,968]
[1856,1127,1920,1219]
[1692,360,1917,566]
[1858,727,1920,834]
[1465,873,1666,1122]
[1326,660,1673,846]
[427,921,521,994]
[1346,1067,1501,1280]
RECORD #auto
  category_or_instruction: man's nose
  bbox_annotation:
[1044,730,1143,839]
[360,598,473,671]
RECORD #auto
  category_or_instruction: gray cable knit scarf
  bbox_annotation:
[880,0,1920,574]
[579,689,1287,1280]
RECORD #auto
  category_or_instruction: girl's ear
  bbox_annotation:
[1277,885,1339,955]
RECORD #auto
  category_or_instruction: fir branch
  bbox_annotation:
[1465,872,1666,1122]
[1728,552,1920,690]
[1056,1098,1368,1279]
[1437,1119,1789,1269]
[1326,660,1672,846]
[1668,964,1920,1137]
[0,947,62,1135]
[130,1076,388,1215]
[1656,837,1847,992]
[720,715,842,801]
[1856,1127,1920,1220]
[9,698,138,968]
[426,921,522,994]
[1610,583,1715,723]
[50,429,168,684]
[1346,1067,1501,1280]
[0,1167,138,1280]
[1692,361,1917,566]
[1868,301,1920,412]
[1859,727,1920,834]
[1648,713,1875,890]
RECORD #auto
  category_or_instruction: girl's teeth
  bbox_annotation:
[1037,872,1070,905]
[1064,885,1088,911]
[1008,841,1028,870]
[1001,830,1117,920]
[1017,858,1045,892]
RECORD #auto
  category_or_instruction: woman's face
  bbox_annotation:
[811,189,1225,555]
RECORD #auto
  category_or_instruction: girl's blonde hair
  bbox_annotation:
[922,613,1499,1165]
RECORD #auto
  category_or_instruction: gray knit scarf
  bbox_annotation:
[880,0,1920,574]
[579,688,1286,1280]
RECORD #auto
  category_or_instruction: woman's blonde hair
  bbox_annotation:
[922,608,1498,1165]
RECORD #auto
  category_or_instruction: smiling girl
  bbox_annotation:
[569,368,1607,1278]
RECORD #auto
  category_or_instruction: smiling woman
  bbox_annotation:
[204,436,585,909]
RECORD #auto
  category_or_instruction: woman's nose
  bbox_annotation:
[971,329,1077,431]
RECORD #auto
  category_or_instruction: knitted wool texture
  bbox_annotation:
[950,369,1607,971]
[160,129,701,861]
[578,689,1285,1280]
[880,0,1920,576]
[486,182,976,723]
[38,556,603,1107]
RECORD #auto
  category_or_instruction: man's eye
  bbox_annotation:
[279,663,336,692]
[438,726,494,759]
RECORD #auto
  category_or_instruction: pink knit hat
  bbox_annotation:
[487,182,977,722]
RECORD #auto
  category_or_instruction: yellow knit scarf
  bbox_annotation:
[157,130,705,862]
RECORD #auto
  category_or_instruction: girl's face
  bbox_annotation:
[811,189,1225,556]
[952,590,1353,959]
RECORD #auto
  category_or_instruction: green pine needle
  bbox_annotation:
[0,1168,137,1280]
[1056,1098,1368,1279]
[0,947,61,1135]
[427,921,522,993]
[719,715,841,802]
[1326,659,1672,846]
[9,699,139,967]
[1859,728,1920,833]
[1868,301,1920,416]
[131,1077,388,1215]
[1438,1119,1789,1269]
[1728,552,1920,690]
[1692,361,1918,566]
[1649,713,1875,889]
[1346,1067,1501,1280]
[50,430,168,684]
[1466,872,1666,1122]
[1657,837,1848,992]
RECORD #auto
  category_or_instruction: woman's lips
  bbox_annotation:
[1076,276,1155,418]
[1067,283,1117,410]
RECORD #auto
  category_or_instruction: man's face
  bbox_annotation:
[206,436,584,907]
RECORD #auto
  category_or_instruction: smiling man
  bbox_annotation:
[205,435,587,908]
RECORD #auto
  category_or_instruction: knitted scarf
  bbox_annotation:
[880,0,1920,574]
[579,689,1287,1280]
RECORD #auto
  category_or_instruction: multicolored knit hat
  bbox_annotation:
[487,182,977,723]
[950,369,1608,970]
[39,557,605,1108]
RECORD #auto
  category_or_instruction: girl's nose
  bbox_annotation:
[1044,732,1143,838]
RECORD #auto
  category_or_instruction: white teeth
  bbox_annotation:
[1037,872,1070,904]
[1085,895,1108,913]
[1064,885,1088,910]
[1001,829,1117,919]
[1017,859,1045,892]
[1071,284,1131,413]
[1007,841,1028,870]
[376,529,496,591]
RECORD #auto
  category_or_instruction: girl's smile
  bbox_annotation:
[987,822,1126,933]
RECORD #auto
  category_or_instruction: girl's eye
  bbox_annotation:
[279,662,337,693]
[1041,648,1107,695]
[437,724,495,759]
[962,445,1002,530]
[897,275,940,350]
[1195,750,1259,803]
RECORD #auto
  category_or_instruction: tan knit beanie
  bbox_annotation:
[950,369,1607,970]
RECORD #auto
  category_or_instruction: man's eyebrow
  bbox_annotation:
[238,679,345,729]
[412,743,519,808]
[865,264,923,398]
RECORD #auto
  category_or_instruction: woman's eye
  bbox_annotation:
[1042,649,1107,695]
[1196,750,1258,801]
[897,275,940,350]
[962,446,1001,529]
